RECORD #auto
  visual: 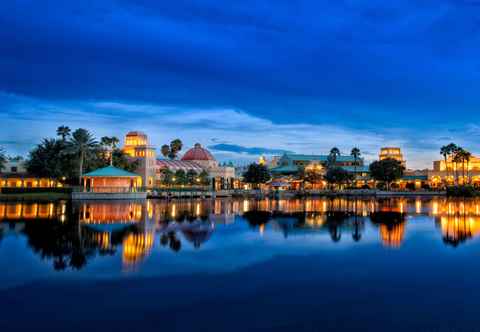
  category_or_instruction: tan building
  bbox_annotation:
[157,143,236,190]
[123,131,157,188]
[428,154,480,187]
[379,147,406,167]
[1,160,61,189]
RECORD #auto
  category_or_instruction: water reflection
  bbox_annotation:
[2,197,480,271]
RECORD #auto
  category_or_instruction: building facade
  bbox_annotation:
[123,131,157,188]
[379,147,406,168]
[428,155,480,187]
[122,132,236,190]
[1,160,61,188]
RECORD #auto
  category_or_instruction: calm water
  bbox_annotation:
[1,197,480,331]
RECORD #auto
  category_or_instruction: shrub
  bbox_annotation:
[405,182,416,191]
[446,185,478,197]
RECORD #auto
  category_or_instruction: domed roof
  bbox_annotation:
[181,143,216,161]
[126,131,147,138]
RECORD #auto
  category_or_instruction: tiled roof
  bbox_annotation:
[402,175,428,181]
[283,154,360,162]
[270,165,299,174]
[157,159,204,172]
[83,166,139,178]
[181,143,216,161]
[341,166,370,173]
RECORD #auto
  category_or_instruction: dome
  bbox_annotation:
[126,131,147,138]
[181,143,216,161]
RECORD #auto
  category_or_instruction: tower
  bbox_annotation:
[123,131,156,188]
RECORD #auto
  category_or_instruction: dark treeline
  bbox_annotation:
[25,126,139,185]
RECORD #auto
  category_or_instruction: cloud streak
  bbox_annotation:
[2,92,479,168]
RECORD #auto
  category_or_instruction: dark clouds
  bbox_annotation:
[1,0,480,165]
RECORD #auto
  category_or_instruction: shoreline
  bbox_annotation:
[0,189,448,201]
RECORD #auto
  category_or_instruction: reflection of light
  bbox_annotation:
[171,204,176,218]
[243,200,249,212]
[259,224,265,235]
[122,232,154,268]
[415,200,421,214]
[380,223,405,248]
[432,201,438,215]
[196,203,200,216]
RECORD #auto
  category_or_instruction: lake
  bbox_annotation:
[1,197,479,331]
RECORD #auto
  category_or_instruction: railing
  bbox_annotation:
[72,187,148,193]
[1,187,72,194]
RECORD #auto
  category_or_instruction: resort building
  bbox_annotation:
[269,153,369,189]
[271,153,368,175]
[428,154,480,187]
[0,160,61,189]
[122,132,236,190]
[379,147,406,168]
[122,131,157,188]
[81,166,142,193]
[156,143,236,190]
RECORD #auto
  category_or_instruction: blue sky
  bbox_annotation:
[1,0,480,168]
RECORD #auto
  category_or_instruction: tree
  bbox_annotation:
[160,169,174,186]
[26,138,73,179]
[56,125,71,141]
[186,169,198,185]
[369,158,405,190]
[198,170,211,186]
[0,148,7,172]
[452,147,463,185]
[454,148,471,185]
[65,129,98,184]
[174,169,187,185]
[327,147,341,168]
[161,139,183,160]
[351,147,361,187]
[324,167,353,190]
[302,168,323,187]
[465,150,472,184]
[440,143,457,186]
[110,150,139,172]
[100,136,120,165]
[243,163,271,188]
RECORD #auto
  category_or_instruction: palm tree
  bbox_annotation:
[351,147,361,187]
[440,143,457,186]
[0,148,7,172]
[464,150,472,184]
[100,136,120,165]
[328,147,341,168]
[452,147,464,185]
[56,126,71,141]
[161,139,183,160]
[65,129,98,184]
[463,151,472,184]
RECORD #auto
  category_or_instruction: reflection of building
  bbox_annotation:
[122,232,155,268]
[79,201,144,224]
[379,223,405,248]
[379,147,406,167]
[123,131,157,188]
[0,202,62,220]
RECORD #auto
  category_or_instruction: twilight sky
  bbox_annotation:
[1,0,480,168]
